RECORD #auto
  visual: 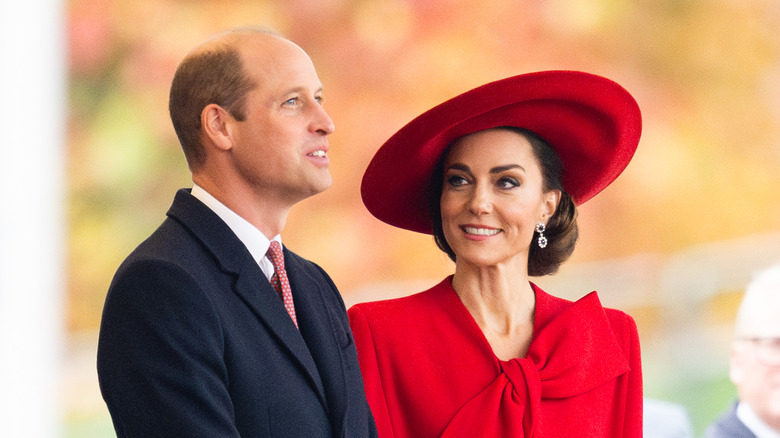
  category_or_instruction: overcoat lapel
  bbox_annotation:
[166,189,327,407]
[232,260,327,402]
[286,253,349,434]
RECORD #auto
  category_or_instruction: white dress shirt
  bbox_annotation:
[190,184,280,282]
[738,401,780,438]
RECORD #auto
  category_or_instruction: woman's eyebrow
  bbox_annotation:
[445,163,471,173]
[490,164,524,174]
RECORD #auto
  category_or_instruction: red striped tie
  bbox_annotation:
[266,241,298,328]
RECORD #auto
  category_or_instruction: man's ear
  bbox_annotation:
[201,104,233,152]
[729,343,745,385]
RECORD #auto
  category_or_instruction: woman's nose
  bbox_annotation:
[469,185,492,215]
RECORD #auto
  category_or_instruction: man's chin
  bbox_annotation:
[313,176,333,194]
[299,177,333,200]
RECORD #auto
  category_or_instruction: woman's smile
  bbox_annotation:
[461,225,502,238]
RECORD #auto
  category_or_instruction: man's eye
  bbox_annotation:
[767,338,780,348]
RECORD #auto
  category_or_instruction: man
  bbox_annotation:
[97,27,377,437]
[704,263,780,438]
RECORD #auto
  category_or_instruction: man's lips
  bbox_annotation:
[306,143,329,160]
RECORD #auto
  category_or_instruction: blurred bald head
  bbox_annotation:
[735,264,780,338]
[730,263,780,432]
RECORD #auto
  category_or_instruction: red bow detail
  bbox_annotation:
[441,292,630,437]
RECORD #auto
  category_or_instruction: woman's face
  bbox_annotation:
[440,128,559,268]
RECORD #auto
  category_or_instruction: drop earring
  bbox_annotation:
[535,222,547,248]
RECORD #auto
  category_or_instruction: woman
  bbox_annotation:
[349,71,643,437]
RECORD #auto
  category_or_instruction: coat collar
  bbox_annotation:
[166,188,328,407]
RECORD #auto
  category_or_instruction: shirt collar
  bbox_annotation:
[191,184,280,280]
[737,401,780,438]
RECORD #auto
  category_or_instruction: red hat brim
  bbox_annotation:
[361,70,642,234]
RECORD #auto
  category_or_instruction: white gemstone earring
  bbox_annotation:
[535,222,547,249]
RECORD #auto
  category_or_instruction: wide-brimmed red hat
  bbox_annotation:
[361,70,642,234]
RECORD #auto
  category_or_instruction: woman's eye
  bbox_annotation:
[446,175,468,187]
[497,177,520,189]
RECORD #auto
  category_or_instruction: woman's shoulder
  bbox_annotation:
[533,283,637,334]
[348,277,454,318]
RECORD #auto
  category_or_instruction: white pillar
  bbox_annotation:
[0,1,66,437]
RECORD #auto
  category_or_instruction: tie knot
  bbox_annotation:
[266,241,285,271]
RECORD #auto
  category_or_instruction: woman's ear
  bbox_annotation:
[201,104,233,152]
[542,189,561,219]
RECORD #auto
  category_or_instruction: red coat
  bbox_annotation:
[348,277,643,437]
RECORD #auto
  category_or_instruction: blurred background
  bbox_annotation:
[2,0,780,436]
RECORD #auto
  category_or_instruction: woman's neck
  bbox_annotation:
[452,262,536,360]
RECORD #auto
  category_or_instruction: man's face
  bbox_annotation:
[731,315,780,431]
[226,35,335,205]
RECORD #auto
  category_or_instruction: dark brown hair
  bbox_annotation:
[430,127,578,276]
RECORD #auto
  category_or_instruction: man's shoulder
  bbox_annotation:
[123,188,245,267]
[119,189,203,257]
[283,248,328,278]
[281,247,339,289]
[123,215,200,264]
[704,403,756,438]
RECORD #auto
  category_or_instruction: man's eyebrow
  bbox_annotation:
[281,85,324,95]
